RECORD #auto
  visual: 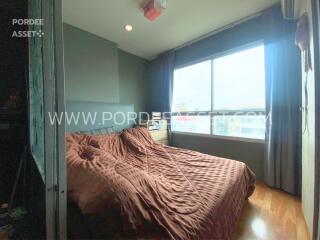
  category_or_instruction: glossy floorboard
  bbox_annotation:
[232,182,311,240]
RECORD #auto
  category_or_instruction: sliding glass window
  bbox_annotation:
[172,43,266,140]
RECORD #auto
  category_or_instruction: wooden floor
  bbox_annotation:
[232,182,311,240]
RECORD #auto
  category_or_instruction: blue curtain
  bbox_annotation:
[263,7,302,194]
[154,50,175,112]
[148,50,175,143]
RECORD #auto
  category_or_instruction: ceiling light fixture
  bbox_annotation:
[124,24,133,32]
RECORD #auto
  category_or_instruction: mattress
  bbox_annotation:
[67,127,255,240]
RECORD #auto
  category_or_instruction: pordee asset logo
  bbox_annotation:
[11,18,44,38]
[48,111,266,127]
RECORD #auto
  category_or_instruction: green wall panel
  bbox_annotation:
[63,24,149,113]
[63,23,119,103]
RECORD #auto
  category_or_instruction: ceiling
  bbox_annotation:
[62,0,279,60]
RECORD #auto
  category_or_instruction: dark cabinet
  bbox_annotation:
[0,109,25,204]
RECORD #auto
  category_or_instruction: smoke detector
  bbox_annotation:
[140,0,167,21]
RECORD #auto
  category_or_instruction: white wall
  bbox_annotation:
[300,0,316,237]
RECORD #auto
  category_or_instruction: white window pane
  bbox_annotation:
[213,115,265,139]
[172,60,211,112]
[171,115,210,134]
[213,45,265,111]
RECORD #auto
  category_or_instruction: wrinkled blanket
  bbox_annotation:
[67,127,255,240]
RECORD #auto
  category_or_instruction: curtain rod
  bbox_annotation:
[174,11,263,51]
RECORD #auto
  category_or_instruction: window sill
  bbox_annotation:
[172,131,265,144]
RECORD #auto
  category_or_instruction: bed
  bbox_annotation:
[66,127,255,240]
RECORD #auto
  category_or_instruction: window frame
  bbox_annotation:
[171,41,266,143]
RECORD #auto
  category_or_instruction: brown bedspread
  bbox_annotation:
[67,127,255,240]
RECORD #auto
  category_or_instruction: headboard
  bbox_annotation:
[65,101,135,133]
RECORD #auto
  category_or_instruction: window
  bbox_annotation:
[172,60,211,112]
[172,44,266,140]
